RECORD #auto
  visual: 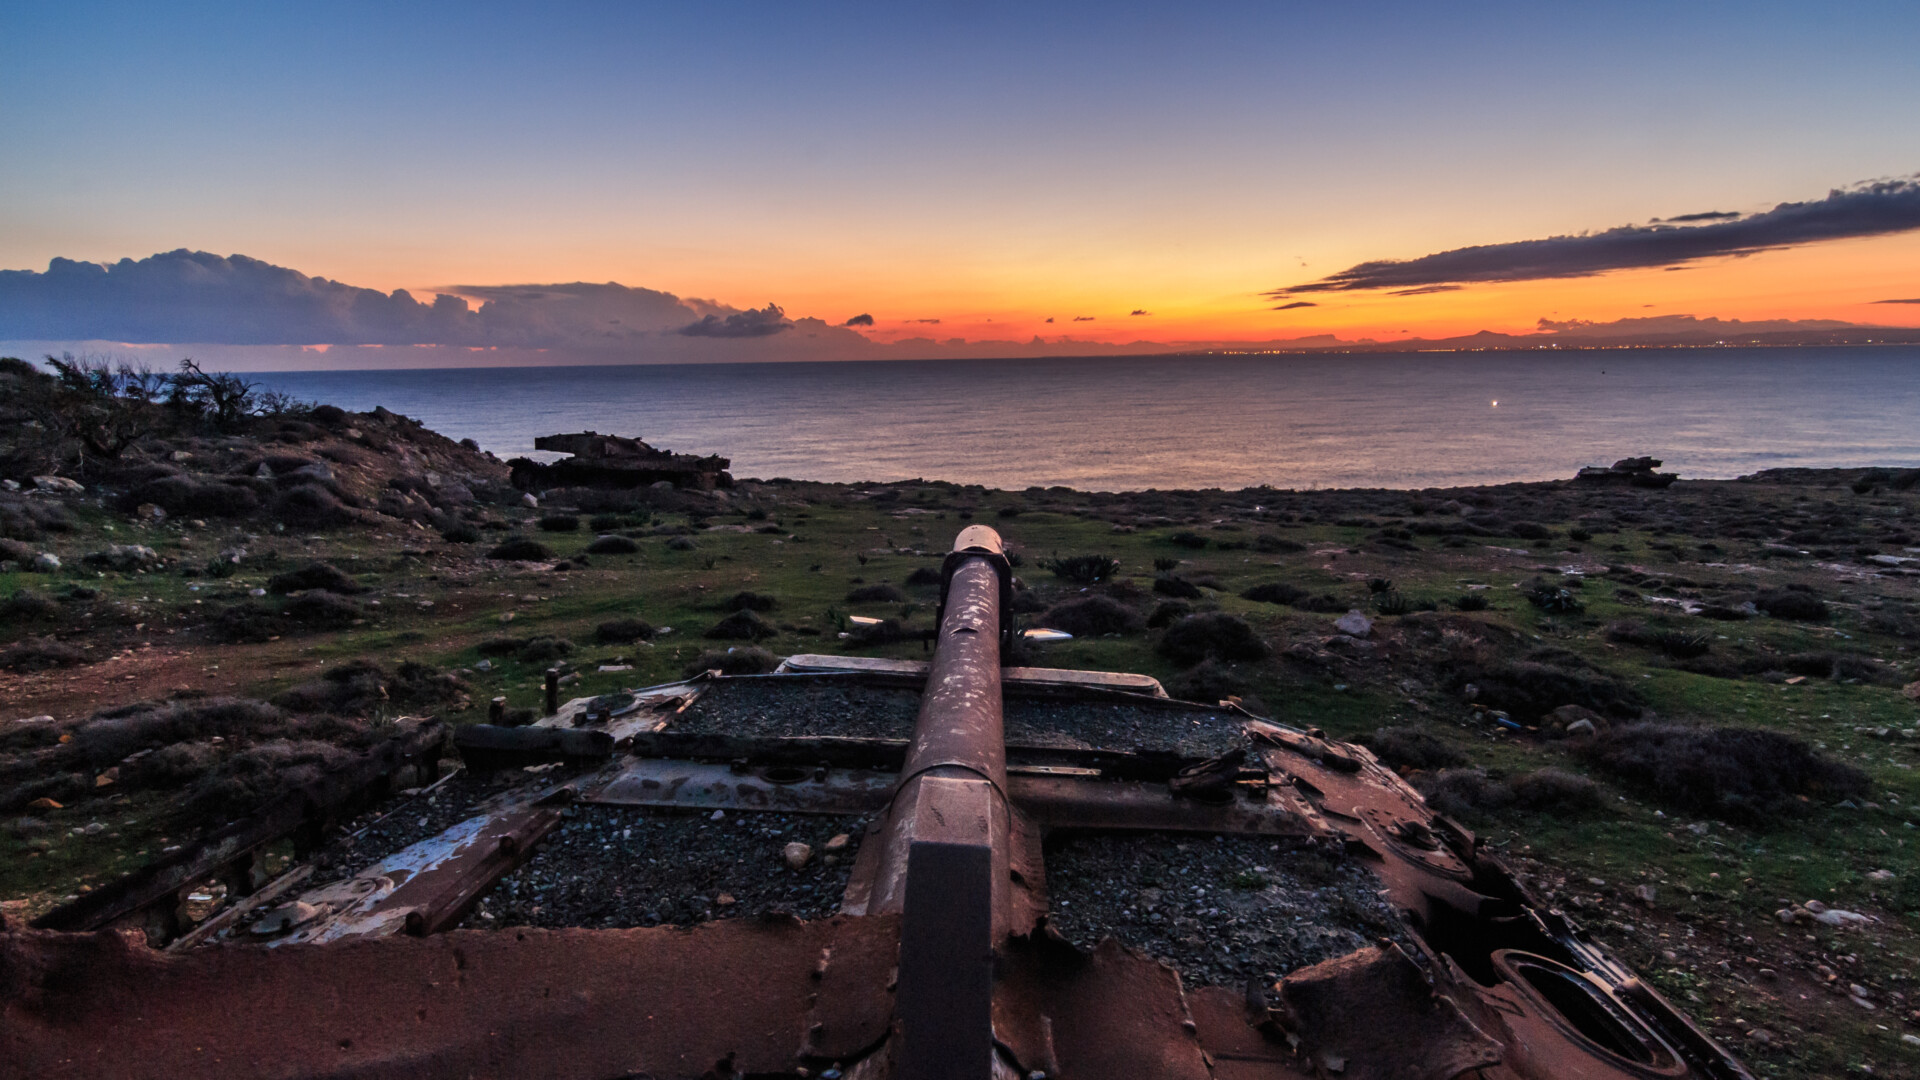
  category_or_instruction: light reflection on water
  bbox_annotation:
[250,348,1920,492]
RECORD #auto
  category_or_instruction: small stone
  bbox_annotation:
[31,552,59,572]
[1747,1028,1775,1046]
[522,493,540,508]
[251,901,321,935]
[1332,610,1372,638]
[32,475,85,495]
[1566,718,1597,736]
[784,842,813,870]
[710,810,726,821]
[1757,968,1777,980]
[1867,869,1895,883]
[28,797,62,810]
[1634,884,1657,904]
[82,822,105,835]
[715,893,737,907]
[824,833,851,852]
[1903,1033,1920,1047]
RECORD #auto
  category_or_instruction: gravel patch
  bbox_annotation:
[302,769,510,889]
[672,680,922,739]
[1005,698,1245,757]
[1043,832,1401,989]
[462,805,868,929]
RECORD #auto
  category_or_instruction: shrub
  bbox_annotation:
[282,590,363,628]
[1037,595,1144,636]
[476,638,529,657]
[266,561,365,595]
[1372,590,1414,616]
[1,589,60,622]
[537,514,580,532]
[682,646,779,677]
[905,566,943,587]
[1413,768,1511,817]
[1524,578,1585,613]
[1297,593,1349,613]
[0,538,36,565]
[846,583,908,604]
[723,591,778,612]
[1241,582,1309,606]
[133,476,260,519]
[0,636,87,672]
[1461,649,1642,722]
[1039,553,1121,585]
[1253,535,1305,553]
[210,601,287,643]
[1578,724,1869,826]
[1509,522,1553,541]
[586,534,639,554]
[1165,658,1248,702]
[271,484,355,528]
[1366,577,1394,594]
[1167,531,1209,549]
[516,637,574,663]
[441,522,482,543]
[594,618,655,643]
[1755,589,1828,622]
[1146,600,1193,628]
[487,537,553,561]
[181,739,358,824]
[1152,576,1203,599]
[1361,727,1467,772]
[705,610,776,641]
[1508,769,1607,815]
[1157,612,1268,664]
[665,535,698,551]
[847,618,914,646]
[1152,557,1180,572]
[1454,593,1491,612]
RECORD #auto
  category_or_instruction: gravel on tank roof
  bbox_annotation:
[462,805,869,930]
[1005,697,1246,757]
[1042,832,1402,990]
[670,679,922,740]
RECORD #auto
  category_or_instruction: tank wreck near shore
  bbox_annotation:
[3,527,1753,1080]
[509,431,734,491]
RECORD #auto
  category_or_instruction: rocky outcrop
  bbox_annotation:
[1574,456,1678,488]
[510,432,732,491]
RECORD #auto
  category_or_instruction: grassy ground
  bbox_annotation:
[4,470,1918,1075]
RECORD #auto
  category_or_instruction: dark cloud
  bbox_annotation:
[1129,309,1150,316]
[676,303,792,338]
[907,318,941,324]
[0,249,739,348]
[1872,297,1920,304]
[1385,285,1462,296]
[1269,176,1920,296]
[841,312,874,326]
[1271,301,1317,310]
[1045,317,1054,323]
[1656,210,1742,223]
[1072,316,1095,321]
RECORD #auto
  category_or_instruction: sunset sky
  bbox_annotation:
[4,1,1919,362]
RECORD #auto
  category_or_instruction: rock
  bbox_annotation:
[1804,899,1828,914]
[1813,907,1871,927]
[31,475,85,495]
[31,552,59,572]
[1747,1028,1775,1046]
[1565,718,1597,737]
[1867,869,1896,883]
[19,715,54,725]
[134,502,167,522]
[1904,1033,1920,1048]
[0,479,16,491]
[27,797,62,810]
[521,493,540,508]
[1547,704,1607,735]
[81,822,105,835]
[1902,680,1920,702]
[715,893,737,907]
[1633,884,1657,904]
[1333,610,1373,638]
[824,833,851,852]
[651,480,676,490]
[286,462,334,484]
[253,462,274,479]
[83,544,161,570]
[783,842,813,870]
[170,450,193,462]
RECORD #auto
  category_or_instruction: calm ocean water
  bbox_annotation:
[249,348,1920,492]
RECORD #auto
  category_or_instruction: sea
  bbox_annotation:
[248,348,1920,493]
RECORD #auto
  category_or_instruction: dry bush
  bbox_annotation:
[487,536,553,561]
[266,561,366,595]
[0,636,87,672]
[705,610,777,641]
[1157,612,1269,664]
[1577,723,1869,826]
[846,583,907,604]
[1241,582,1310,606]
[1165,658,1249,702]
[682,647,780,677]
[1038,595,1144,636]
[722,591,778,612]
[282,590,363,628]
[586,534,639,554]
[594,618,655,643]
[1360,727,1467,772]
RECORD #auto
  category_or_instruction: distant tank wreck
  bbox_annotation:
[4,526,1752,1080]
[509,431,733,491]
